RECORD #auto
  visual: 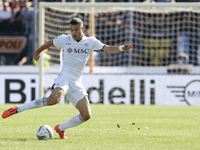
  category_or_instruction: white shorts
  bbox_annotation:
[52,73,88,107]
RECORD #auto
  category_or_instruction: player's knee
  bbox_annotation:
[47,88,64,105]
[81,112,91,121]
[47,97,61,105]
[54,97,61,104]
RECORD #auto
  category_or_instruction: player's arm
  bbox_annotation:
[34,40,54,61]
[102,44,133,54]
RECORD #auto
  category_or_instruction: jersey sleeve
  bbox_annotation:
[91,37,105,51]
[53,34,66,49]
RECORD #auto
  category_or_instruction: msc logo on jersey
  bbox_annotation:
[67,48,89,54]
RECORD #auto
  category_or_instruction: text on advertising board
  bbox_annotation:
[0,36,27,53]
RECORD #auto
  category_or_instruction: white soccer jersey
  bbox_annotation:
[53,34,105,80]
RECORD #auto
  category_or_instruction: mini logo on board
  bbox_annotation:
[167,80,200,106]
[67,48,73,53]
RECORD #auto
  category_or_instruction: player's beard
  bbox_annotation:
[73,34,83,42]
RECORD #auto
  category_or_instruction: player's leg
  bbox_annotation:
[59,96,91,130]
[46,87,64,105]
[55,96,91,139]
[18,87,64,111]
[2,96,47,119]
[2,87,64,119]
[76,95,91,121]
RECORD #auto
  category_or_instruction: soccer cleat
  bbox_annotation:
[2,105,18,119]
[54,125,68,139]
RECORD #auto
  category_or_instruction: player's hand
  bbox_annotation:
[124,44,133,51]
[33,51,40,61]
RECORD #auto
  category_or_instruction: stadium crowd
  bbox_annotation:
[40,0,199,2]
[0,0,34,35]
[42,0,199,2]
[0,0,199,35]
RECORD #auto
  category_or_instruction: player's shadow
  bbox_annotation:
[0,137,64,141]
[52,137,63,140]
[0,137,33,141]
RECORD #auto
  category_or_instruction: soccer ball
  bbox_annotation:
[36,125,53,140]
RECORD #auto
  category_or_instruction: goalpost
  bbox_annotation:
[38,2,200,97]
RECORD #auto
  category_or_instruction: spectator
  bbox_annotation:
[10,0,23,33]
[9,0,23,13]
[156,0,176,2]
[19,0,26,8]
[143,0,156,2]
[20,1,34,34]
[20,1,34,64]
[0,0,12,34]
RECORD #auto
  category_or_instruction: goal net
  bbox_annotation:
[39,2,200,71]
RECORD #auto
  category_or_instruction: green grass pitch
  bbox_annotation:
[0,104,200,150]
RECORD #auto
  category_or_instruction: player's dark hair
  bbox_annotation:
[70,18,83,26]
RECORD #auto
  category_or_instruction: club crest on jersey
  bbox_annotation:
[84,42,89,47]
[67,48,73,53]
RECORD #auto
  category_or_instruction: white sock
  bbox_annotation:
[58,114,85,131]
[17,97,47,113]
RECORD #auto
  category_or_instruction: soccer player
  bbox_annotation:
[2,18,133,139]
